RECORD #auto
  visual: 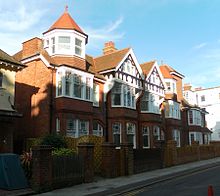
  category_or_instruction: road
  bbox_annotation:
[122,165,220,196]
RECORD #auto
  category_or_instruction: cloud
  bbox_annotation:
[0,2,47,32]
[85,16,125,51]
[193,42,207,50]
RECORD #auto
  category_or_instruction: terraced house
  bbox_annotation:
[13,7,211,152]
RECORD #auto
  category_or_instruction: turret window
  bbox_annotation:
[58,36,71,51]
[51,37,55,53]
[75,38,82,56]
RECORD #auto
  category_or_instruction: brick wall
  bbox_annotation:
[22,38,42,59]
[15,60,53,142]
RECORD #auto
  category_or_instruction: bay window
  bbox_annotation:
[111,83,136,108]
[66,119,89,138]
[140,91,160,114]
[188,110,202,126]
[165,100,181,119]
[93,121,103,136]
[56,69,93,101]
[112,83,122,105]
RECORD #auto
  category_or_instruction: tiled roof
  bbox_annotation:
[140,61,155,76]
[160,65,173,79]
[160,64,184,79]
[0,49,24,68]
[44,9,85,35]
[94,48,130,72]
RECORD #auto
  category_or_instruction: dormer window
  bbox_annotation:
[75,38,82,56]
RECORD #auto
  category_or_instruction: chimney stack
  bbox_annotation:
[103,41,117,55]
[183,83,192,91]
[22,37,42,59]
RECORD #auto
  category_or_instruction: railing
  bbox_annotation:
[52,154,84,189]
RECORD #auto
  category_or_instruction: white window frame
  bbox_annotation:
[56,67,93,102]
[93,121,103,136]
[165,100,181,119]
[56,118,60,133]
[172,129,180,147]
[93,83,99,106]
[142,126,150,148]
[112,122,121,148]
[188,110,202,126]
[141,91,160,114]
[126,123,136,149]
[66,119,89,138]
[75,37,82,56]
[58,36,71,52]
[153,126,160,140]
[51,37,55,54]
[111,83,136,109]
[189,131,203,145]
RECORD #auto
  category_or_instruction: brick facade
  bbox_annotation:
[13,8,210,153]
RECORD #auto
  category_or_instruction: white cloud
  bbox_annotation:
[85,17,125,51]
[0,1,48,54]
[193,42,207,50]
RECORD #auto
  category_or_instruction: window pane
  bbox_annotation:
[86,78,90,100]
[73,75,82,98]
[75,38,82,46]
[59,36,70,43]
[75,47,82,55]
[93,84,99,106]
[143,135,149,147]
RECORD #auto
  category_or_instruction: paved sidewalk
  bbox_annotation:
[37,157,220,196]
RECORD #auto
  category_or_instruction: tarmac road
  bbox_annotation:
[122,165,220,196]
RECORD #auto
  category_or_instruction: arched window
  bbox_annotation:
[0,72,3,87]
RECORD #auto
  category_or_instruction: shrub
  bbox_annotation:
[52,148,76,156]
[41,134,67,149]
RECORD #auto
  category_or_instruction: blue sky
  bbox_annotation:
[1,0,220,88]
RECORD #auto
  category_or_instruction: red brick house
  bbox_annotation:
[160,65,211,146]
[14,8,210,151]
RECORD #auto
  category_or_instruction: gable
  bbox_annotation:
[145,61,166,96]
[115,48,143,78]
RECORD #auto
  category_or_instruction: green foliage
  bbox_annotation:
[40,134,67,149]
[52,148,76,156]
[26,138,42,151]
[20,151,32,179]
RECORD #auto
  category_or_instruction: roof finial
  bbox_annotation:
[65,5,68,13]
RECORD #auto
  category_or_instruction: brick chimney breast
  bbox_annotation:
[103,41,117,55]
[22,37,43,59]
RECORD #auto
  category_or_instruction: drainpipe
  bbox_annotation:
[49,66,55,134]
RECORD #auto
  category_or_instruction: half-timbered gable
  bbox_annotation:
[140,61,166,114]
